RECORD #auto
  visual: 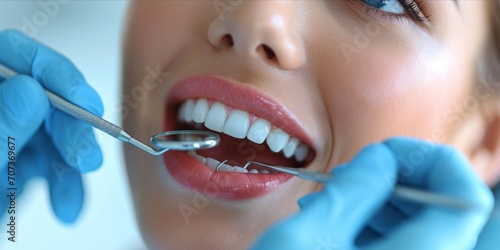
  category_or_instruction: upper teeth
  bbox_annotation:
[178,98,310,162]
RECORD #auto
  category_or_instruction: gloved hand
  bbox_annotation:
[0,30,103,223]
[252,137,494,250]
[474,184,500,250]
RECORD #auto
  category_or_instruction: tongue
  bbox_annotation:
[195,133,299,168]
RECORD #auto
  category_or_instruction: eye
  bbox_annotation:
[360,0,429,22]
[362,0,405,14]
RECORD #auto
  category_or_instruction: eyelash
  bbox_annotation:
[359,0,430,23]
[400,0,429,22]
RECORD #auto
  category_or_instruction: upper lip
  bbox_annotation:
[165,74,315,149]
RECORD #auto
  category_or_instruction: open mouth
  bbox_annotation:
[176,98,314,174]
[162,75,316,199]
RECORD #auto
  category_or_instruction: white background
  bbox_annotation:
[0,1,147,249]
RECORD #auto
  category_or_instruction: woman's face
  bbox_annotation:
[122,1,492,249]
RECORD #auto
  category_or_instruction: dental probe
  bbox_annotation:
[243,161,475,210]
[0,64,220,155]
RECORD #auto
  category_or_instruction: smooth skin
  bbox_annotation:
[121,1,500,249]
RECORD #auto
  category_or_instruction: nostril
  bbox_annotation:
[262,44,276,60]
[220,34,234,49]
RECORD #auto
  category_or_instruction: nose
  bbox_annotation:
[207,1,305,70]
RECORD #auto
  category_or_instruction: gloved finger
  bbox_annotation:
[360,143,450,242]
[0,152,36,216]
[41,130,84,223]
[384,138,492,210]
[0,30,104,172]
[15,129,85,223]
[366,138,494,250]
[0,75,49,168]
[0,30,103,116]
[493,183,500,203]
[365,193,426,237]
[251,192,346,250]
[382,137,457,187]
[252,144,398,249]
[475,184,500,250]
[321,144,398,239]
[491,184,500,218]
[494,184,500,218]
[0,129,50,216]
[45,110,102,172]
[355,226,383,247]
[47,153,84,223]
[364,201,409,236]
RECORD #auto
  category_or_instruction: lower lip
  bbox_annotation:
[162,151,292,200]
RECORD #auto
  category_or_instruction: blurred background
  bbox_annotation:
[0,1,147,249]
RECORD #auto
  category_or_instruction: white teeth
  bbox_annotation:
[219,164,250,173]
[218,164,234,172]
[246,118,271,144]
[294,143,309,162]
[178,102,187,122]
[283,138,299,158]
[223,110,250,139]
[194,154,207,164]
[266,128,290,153]
[183,99,195,122]
[205,157,220,170]
[204,102,227,132]
[186,151,277,174]
[178,99,312,163]
[233,166,248,173]
[192,98,209,123]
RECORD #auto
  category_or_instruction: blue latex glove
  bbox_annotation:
[252,137,494,250]
[474,184,500,250]
[0,30,103,223]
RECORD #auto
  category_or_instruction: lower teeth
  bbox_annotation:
[187,151,271,174]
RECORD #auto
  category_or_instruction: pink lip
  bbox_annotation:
[162,75,314,200]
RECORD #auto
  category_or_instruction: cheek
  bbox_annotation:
[320,39,469,160]
[124,1,214,75]
[123,2,217,136]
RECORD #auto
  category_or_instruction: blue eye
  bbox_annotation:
[362,0,405,14]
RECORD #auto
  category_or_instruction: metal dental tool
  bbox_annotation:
[0,64,220,155]
[243,161,475,210]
